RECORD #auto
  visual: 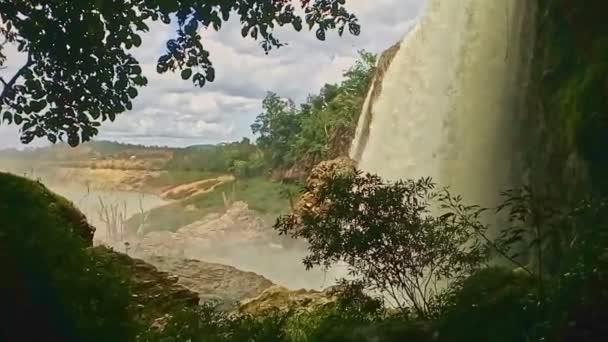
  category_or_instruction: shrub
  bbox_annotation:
[437,267,537,342]
[276,172,490,319]
[140,304,290,342]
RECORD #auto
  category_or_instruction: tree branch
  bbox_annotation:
[0,52,33,104]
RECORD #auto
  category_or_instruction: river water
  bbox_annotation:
[45,182,347,290]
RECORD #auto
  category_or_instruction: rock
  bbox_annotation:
[0,172,96,245]
[144,256,274,310]
[238,285,337,315]
[99,200,338,310]
[91,246,201,326]
[305,157,357,191]
[293,157,357,218]
[125,201,275,258]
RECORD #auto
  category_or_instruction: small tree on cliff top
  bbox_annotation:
[275,171,491,318]
[0,0,360,146]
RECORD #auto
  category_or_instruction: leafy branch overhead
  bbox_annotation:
[0,0,360,146]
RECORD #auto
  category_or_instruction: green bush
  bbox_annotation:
[437,267,537,342]
[140,304,290,342]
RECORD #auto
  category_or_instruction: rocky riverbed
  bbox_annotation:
[97,200,348,309]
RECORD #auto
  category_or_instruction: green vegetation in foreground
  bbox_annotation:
[0,172,134,341]
[5,170,608,341]
[128,170,608,342]
[272,170,608,341]
[127,177,301,233]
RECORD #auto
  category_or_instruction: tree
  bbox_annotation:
[0,1,360,146]
[293,50,375,160]
[275,171,490,319]
[251,91,300,167]
[250,51,375,173]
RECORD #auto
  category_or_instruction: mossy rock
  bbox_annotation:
[0,172,132,341]
[90,246,201,328]
[0,172,95,244]
[0,173,200,340]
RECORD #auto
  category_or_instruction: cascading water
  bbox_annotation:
[351,0,537,215]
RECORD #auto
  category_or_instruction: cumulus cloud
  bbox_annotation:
[0,0,424,149]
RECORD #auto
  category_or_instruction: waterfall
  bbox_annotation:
[350,0,537,213]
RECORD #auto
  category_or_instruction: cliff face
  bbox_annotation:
[522,0,608,199]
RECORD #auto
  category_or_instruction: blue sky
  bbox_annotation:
[0,0,423,149]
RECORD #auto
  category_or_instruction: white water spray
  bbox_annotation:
[351,0,536,212]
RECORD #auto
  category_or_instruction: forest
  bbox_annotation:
[2,0,608,341]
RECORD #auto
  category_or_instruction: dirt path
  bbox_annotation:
[160,174,235,201]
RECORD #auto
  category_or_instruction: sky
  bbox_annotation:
[0,0,424,149]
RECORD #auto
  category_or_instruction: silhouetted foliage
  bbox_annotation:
[0,0,360,146]
[276,171,490,319]
[139,303,290,342]
[438,267,537,342]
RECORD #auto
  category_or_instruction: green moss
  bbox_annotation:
[0,172,95,244]
[525,0,608,198]
[0,172,134,341]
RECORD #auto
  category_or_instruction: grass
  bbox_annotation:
[186,177,301,219]
[127,176,302,233]
[145,170,221,189]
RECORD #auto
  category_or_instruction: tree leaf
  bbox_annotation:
[181,68,193,80]
[127,87,138,99]
[316,28,326,41]
[132,34,142,47]
[2,111,12,124]
[47,133,57,144]
[206,67,215,82]
[30,100,47,112]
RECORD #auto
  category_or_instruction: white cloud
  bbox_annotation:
[0,0,424,149]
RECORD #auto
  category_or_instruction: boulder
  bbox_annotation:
[144,255,274,310]
[238,285,337,315]
[293,157,357,218]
